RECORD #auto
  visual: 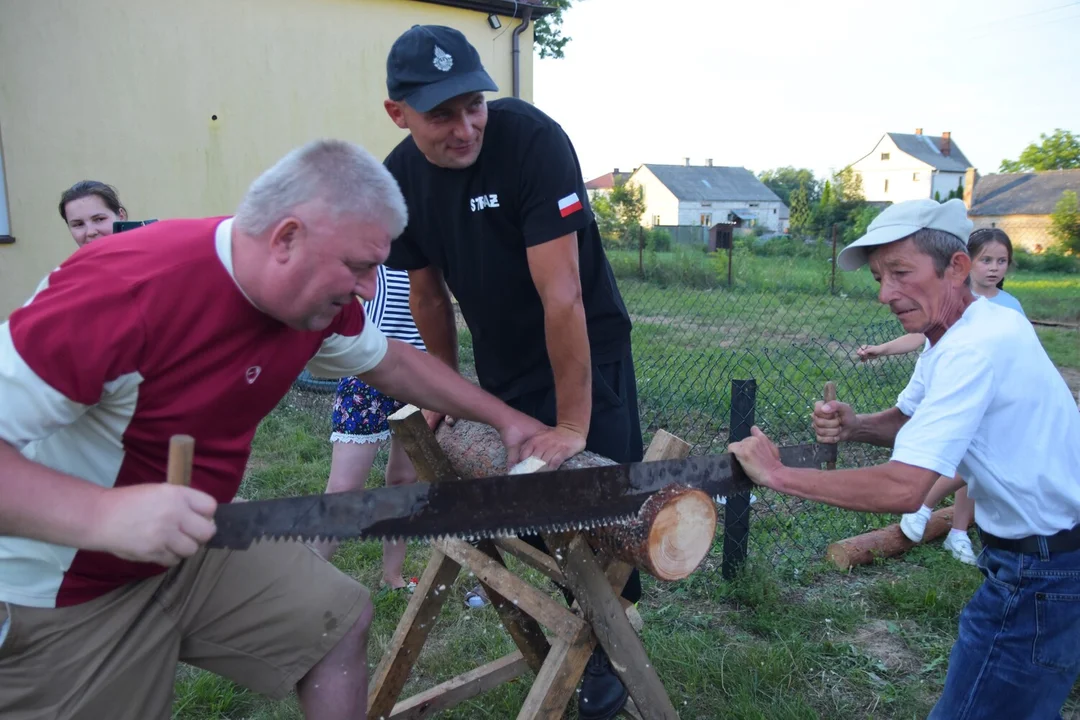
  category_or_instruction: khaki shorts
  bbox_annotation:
[0,540,369,720]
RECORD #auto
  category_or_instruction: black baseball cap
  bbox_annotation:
[386,25,499,112]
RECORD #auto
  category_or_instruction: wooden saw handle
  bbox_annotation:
[167,434,195,487]
[823,382,837,470]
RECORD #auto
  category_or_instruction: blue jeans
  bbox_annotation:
[930,543,1080,719]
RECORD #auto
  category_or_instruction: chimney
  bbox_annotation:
[963,167,977,209]
[940,131,951,157]
[683,157,691,166]
[705,158,713,167]
[915,128,923,135]
[613,168,620,174]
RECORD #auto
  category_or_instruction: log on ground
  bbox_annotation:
[826,507,955,570]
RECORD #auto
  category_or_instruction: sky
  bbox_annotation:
[531,0,1080,183]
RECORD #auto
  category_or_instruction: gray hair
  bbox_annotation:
[909,228,969,277]
[234,139,407,238]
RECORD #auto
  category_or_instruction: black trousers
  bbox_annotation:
[506,346,644,604]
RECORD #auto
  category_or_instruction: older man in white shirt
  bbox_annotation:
[730,198,1080,720]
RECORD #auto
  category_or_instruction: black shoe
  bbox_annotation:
[578,646,629,720]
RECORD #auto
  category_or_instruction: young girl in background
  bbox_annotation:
[858,228,1027,565]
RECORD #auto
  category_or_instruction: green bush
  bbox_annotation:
[646,227,673,252]
[1013,248,1080,274]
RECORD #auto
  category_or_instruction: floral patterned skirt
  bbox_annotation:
[330,376,403,444]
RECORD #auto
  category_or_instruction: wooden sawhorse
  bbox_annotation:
[367,408,690,719]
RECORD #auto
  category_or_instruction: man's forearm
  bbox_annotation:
[849,407,909,447]
[362,341,516,429]
[545,299,591,435]
[410,276,458,371]
[0,440,107,549]
[769,461,937,514]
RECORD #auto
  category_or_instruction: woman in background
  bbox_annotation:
[58,180,127,247]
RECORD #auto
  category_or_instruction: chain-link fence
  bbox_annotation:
[293,219,1072,575]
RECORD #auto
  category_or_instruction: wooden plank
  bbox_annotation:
[474,538,551,674]
[368,548,463,719]
[619,697,645,720]
[438,539,586,642]
[388,404,458,482]
[389,406,552,675]
[642,429,691,462]
[493,537,568,585]
[551,532,680,720]
[516,625,596,720]
[387,652,529,719]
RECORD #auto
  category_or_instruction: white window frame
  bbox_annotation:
[0,126,11,241]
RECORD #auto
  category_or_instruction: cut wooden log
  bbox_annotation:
[589,484,717,581]
[826,507,955,570]
[434,419,709,580]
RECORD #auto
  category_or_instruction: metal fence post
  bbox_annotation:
[722,378,756,580]
[638,225,645,279]
[727,234,734,288]
[830,224,838,294]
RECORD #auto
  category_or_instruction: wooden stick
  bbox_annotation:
[385,405,552,674]
[438,538,586,642]
[367,548,464,719]
[823,382,837,470]
[549,532,680,719]
[166,434,195,487]
[826,507,955,570]
[386,651,529,720]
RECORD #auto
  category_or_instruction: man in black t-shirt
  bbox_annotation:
[381,25,640,720]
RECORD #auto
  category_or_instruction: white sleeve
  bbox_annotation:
[306,321,389,378]
[891,349,995,478]
[0,323,90,450]
[895,355,926,417]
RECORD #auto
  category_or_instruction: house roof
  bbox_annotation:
[886,133,972,173]
[969,169,1080,216]
[585,169,632,191]
[415,0,557,18]
[640,164,784,204]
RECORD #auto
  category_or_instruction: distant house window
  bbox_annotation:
[701,202,712,207]
[913,172,920,181]
[881,152,890,161]
[884,179,889,193]
[773,208,777,214]
[749,203,759,208]
[653,215,661,226]
[700,214,712,226]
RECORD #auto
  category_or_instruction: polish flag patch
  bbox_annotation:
[558,192,583,218]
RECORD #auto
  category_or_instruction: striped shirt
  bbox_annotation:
[365,266,425,351]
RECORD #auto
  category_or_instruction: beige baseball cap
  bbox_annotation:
[837,198,973,271]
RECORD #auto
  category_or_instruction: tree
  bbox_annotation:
[590,191,619,244]
[533,0,578,60]
[818,180,833,208]
[831,166,864,203]
[999,129,1080,172]
[788,182,811,230]
[609,179,646,246]
[757,167,820,206]
[1050,190,1080,254]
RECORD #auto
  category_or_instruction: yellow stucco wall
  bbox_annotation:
[0,0,534,318]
